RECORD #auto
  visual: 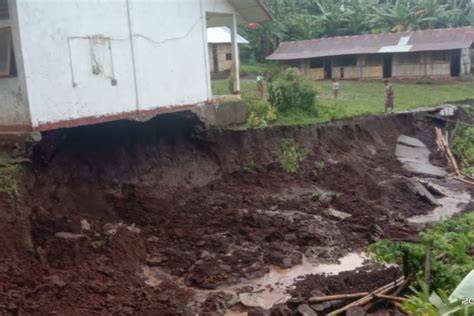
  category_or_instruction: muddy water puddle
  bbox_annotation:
[142,252,367,311]
[222,252,366,309]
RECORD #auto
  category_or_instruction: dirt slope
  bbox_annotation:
[0,111,447,314]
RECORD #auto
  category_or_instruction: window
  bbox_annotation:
[432,51,449,62]
[365,55,382,66]
[396,52,420,64]
[225,53,232,61]
[334,55,357,67]
[0,0,9,20]
[0,28,16,77]
[310,57,324,69]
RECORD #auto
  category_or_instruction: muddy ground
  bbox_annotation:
[0,109,468,315]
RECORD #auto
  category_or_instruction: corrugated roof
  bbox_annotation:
[207,27,249,44]
[266,26,474,60]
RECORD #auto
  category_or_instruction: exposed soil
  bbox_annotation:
[0,109,458,315]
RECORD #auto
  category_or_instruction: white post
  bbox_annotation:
[230,13,240,94]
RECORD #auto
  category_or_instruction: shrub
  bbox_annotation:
[279,139,308,173]
[268,68,317,113]
[452,125,474,177]
[368,212,474,292]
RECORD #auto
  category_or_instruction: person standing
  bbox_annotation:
[256,73,265,99]
[332,78,340,99]
[384,80,394,113]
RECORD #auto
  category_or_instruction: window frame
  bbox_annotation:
[0,27,13,77]
[225,53,232,61]
[333,55,357,67]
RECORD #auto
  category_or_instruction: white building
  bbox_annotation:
[0,0,271,133]
[207,26,248,73]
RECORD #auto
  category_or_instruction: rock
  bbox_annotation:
[297,304,318,316]
[195,240,206,246]
[284,233,297,242]
[319,192,335,204]
[46,275,66,288]
[397,135,427,148]
[146,256,164,266]
[411,180,439,206]
[97,265,114,276]
[200,250,212,259]
[324,208,352,220]
[347,306,366,316]
[219,264,232,272]
[239,292,264,308]
[45,232,90,268]
[147,236,159,243]
[103,222,141,237]
[89,280,108,294]
[80,219,91,231]
[281,257,293,268]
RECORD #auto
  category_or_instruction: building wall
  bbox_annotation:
[0,0,30,131]
[209,43,232,73]
[300,60,324,80]
[289,50,465,80]
[16,0,238,130]
[392,51,451,78]
[460,47,471,76]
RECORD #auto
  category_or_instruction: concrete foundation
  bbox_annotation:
[194,95,246,127]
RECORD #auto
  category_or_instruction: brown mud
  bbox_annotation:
[0,109,465,315]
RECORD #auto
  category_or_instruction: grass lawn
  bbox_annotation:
[212,79,474,125]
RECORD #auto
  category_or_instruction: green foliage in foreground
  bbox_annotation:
[403,279,472,316]
[368,212,474,292]
[452,125,474,177]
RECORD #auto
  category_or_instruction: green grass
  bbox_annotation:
[212,79,474,126]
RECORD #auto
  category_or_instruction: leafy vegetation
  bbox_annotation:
[452,125,474,177]
[240,0,474,62]
[268,68,318,114]
[247,104,278,128]
[402,279,471,316]
[279,139,309,173]
[0,153,22,206]
[368,212,474,292]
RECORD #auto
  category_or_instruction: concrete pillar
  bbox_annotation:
[230,14,240,94]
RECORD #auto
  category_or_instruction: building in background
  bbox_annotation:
[207,26,248,75]
[0,0,271,133]
[267,27,474,81]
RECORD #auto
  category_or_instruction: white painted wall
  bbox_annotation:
[0,0,30,130]
[15,0,238,129]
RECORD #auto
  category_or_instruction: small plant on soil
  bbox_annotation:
[279,139,308,174]
[310,191,321,202]
[0,163,21,206]
[243,160,257,173]
[247,105,278,129]
[310,160,325,176]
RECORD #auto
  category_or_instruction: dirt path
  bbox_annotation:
[0,109,470,315]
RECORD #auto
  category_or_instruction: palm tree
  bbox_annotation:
[369,0,438,32]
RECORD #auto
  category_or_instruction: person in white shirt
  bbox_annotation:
[332,78,340,99]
